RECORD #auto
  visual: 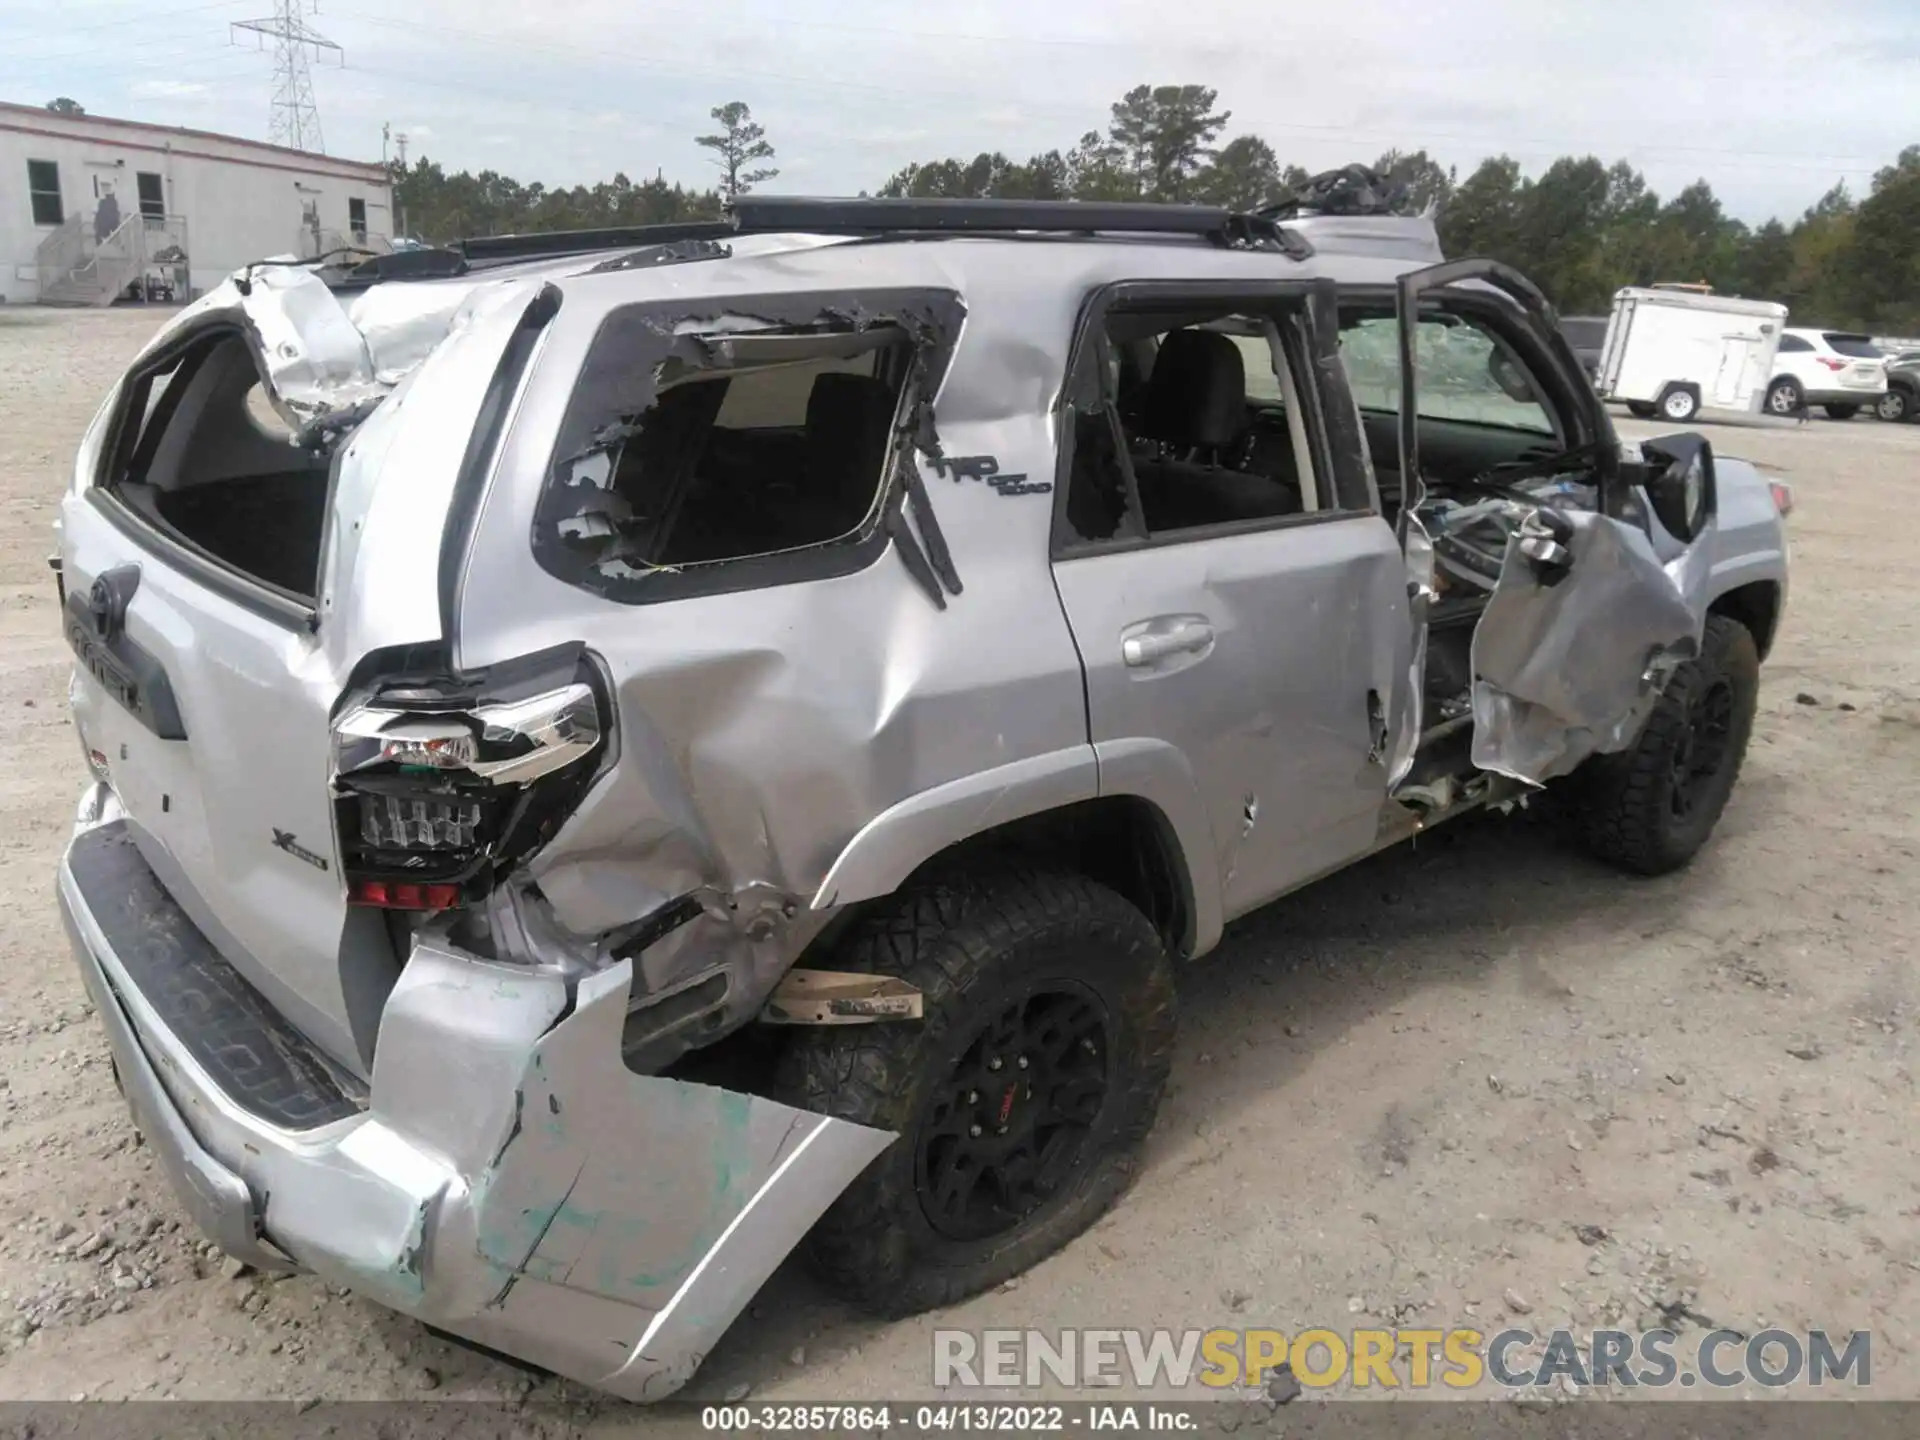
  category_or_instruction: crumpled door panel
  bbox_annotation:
[1469,510,1705,785]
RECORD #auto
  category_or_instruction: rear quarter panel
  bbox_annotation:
[450,264,1093,967]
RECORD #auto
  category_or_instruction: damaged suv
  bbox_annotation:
[56,189,1788,1400]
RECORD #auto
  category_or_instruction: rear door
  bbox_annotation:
[62,280,544,1073]
[66,490,366,1066]
[1713,335,1756,407]
[1050,280,1410,924]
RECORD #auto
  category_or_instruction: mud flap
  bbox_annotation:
[1469,511,1705,785]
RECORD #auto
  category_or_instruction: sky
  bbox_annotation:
[5,0,1917,225]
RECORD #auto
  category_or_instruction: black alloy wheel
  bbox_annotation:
[915,985,1113,1242]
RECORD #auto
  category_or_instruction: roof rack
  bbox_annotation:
[457,220,733,264]
[725,194,1312,256]
[424,197,1312,272]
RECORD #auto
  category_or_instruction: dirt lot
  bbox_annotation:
[1,306,1917,1413]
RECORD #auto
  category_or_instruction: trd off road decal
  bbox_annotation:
[928,453,1052,498]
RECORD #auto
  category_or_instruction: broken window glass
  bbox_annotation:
[551,327,910,576]
[1340,314,1556,435]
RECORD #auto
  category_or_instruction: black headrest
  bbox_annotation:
[807,373,896,445]
[805,372,898,508]
[1138,330,1246,449]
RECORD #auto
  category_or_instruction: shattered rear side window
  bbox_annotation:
[532,289,966,606]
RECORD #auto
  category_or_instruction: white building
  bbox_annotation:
[1,100,392,306]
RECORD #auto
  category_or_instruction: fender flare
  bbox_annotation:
[810,747,1100,912]
[809,738,1224,958]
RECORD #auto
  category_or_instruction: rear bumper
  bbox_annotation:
[1800,388,1885,406]
[59,787,891,1401]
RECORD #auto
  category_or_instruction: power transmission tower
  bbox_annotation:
[231,0,342,154]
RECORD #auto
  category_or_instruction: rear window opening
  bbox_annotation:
[540,320,913,585]
[104,330,330,602]
[1821,333,1883,359]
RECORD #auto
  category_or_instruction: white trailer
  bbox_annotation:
[1595,288,1788,422]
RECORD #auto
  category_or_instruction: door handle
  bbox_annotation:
[1122,622,1215,668]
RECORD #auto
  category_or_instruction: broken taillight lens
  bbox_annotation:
[359,793,484,850]
[331,650,609,910]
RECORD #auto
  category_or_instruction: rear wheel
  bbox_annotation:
[1875,389,1910,423]
[776,869,1176,1315]
[1764,377,1802,416]
[1825,403,1860,420]
[1576,614,1759,876]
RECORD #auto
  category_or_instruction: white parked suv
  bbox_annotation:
[1766,328,1888,419]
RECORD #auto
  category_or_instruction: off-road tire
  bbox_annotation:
[1576,614,1760,876]
[775,869,1176,1316]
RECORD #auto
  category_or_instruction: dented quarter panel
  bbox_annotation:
[452,244,1125,1012]
[318,276,554,668]
[453,241,1419,1009]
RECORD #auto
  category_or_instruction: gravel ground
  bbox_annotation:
[1,306,1917,1415]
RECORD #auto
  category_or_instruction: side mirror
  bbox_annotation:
[1638,433,1716,543]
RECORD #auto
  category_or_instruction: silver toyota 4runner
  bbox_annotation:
[55,188,1789,1400]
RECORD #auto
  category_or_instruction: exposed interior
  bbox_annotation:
[561,327,911,570]
[1339,304,1601,776]
[107,331,331,600]
[1061,293,1606,791]
[1064,300,1333,544]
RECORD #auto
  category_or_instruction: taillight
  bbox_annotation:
[330,651,608,910]
[1769,479,1795,517]
[351,878,464,911]
[1817,357,1848,372]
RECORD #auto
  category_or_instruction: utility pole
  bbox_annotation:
[232,0,342,154]
[393,130,409,237]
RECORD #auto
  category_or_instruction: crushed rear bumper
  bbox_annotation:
[58,789,892,1401]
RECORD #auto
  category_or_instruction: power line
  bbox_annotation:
[0,0,250,52]
[0,36,256,85]
[315,13,1890,177]
[231,0,340,152]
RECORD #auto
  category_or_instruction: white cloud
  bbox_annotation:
[41,0,1918,220]
[130,80,211,102]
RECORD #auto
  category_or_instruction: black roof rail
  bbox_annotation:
[431,197,1314,273]
[457,220,733,264]
[727,195,1312,256]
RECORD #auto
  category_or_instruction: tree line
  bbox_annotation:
[387,88,1920,331]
